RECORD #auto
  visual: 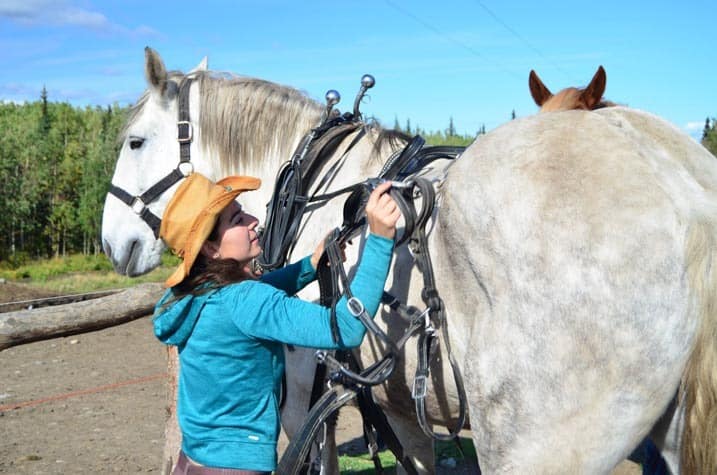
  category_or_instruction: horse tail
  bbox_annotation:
[681,219,717,473]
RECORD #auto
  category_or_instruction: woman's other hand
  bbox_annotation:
[310,231,347,269]
[365,181,401,239]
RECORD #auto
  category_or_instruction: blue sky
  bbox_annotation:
[1,0,714,139]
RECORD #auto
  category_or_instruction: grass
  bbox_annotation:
[339,450,398,473]
[337,436,476,474]
[0,252,180,294]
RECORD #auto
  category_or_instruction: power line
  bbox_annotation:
[383,0,523,82]
[472,0,577,82]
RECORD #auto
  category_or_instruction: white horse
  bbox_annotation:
[102,48,717,474]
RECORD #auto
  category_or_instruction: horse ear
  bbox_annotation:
[580,66,607,110]
[144,46,169,96]
[529,70,552,107]
[190,56,208,73]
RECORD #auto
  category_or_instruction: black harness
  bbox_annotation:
[107,78,195,238]
[258,115,365,271]
[268,122,468,473]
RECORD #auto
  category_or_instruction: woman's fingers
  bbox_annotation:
[365,181,402,239]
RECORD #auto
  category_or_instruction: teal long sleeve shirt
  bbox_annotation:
[152,234,393,471]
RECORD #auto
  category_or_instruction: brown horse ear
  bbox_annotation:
[529,70,552,107]
[144,46,169,96]
[580,66,607,110]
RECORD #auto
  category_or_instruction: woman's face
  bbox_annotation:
[203,201,261,266]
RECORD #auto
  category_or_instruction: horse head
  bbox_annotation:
[529,65,608,112]
[101,47,210,276]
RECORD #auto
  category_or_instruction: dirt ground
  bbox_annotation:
[0,282,482,474]
[0,281,642,474]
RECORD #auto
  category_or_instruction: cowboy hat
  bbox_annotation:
[160,173,261,287]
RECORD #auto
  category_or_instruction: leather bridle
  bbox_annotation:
[107,78,195,238]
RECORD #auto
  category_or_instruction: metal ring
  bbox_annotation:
[178,161,194,177]
[130,197,145,215]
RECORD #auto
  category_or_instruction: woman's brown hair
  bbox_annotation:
[170,218,255,299]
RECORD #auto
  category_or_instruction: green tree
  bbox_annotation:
[0,94,130,263]
[702,117,717,157]
[446,117,456,137]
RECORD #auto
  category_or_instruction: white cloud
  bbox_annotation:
[683,121,708,141]
[0,0,49,20]
[57,7,110,29]
[685,121,707,132]
[0,82,38,97]
[0,0,106,28]
[0,0,159,37]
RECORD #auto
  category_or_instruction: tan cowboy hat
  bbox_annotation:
[160,173,261,288]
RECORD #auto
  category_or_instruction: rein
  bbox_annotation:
[108,78,195,238]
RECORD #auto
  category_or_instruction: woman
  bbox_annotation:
[153,173,400,474]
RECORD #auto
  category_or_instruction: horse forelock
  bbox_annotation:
[540,88,586,112]
[195,71,322,175]
[539,86,615,112]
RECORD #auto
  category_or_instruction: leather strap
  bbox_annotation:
[108,77,195,238]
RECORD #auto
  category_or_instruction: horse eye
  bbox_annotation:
[129,137,144,150]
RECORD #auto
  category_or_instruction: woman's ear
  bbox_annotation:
[200,241,220,259]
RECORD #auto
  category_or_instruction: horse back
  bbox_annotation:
[435,107,717,472]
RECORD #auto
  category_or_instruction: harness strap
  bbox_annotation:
[277,385,359,475]
[378,135,425,180]
[178,78,193,163]
[258,121,362,271]
[107,77,195,238]
[356,386,419,475]
[408,178,469,442]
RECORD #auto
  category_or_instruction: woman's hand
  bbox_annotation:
[365,181,401,239]
[310,231,346,269]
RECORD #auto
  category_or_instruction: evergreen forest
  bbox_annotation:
[1,90,715,266]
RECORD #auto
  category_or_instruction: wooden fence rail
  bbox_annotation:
[0,283,164,351]
[0,289,120,313]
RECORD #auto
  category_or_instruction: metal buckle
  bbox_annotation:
[412,374,427,399]
[131,197,145,215]
[177,161,194,176]
[367,439,379,458]
[347,297,365,317]
[177,121,193,143]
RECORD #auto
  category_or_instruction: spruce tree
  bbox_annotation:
[447,117,456,137]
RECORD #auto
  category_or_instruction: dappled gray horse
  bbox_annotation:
[102,48,717,473]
